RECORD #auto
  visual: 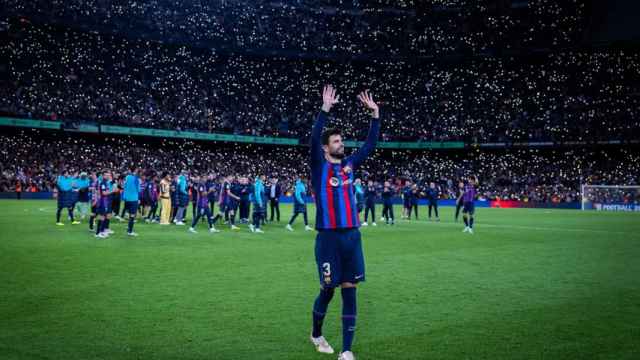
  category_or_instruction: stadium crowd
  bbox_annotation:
[2,5,638,144]
[3,0,585,56]
[1,132,638,204]
[1,1,638,206]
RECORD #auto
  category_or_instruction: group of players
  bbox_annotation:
[54,169,312,238]
[51,86,479,360]
[53,168,479,238]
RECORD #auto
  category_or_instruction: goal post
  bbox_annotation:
[581,184,640,212]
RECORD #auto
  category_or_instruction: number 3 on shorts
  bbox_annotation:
[322,262,331,276]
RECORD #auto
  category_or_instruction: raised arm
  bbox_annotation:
[347,90,381,168]
[311,85,340,165]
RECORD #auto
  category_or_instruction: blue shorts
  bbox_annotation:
[403,199,411,208]
[57,191,73,208]
[315,229,365,289]
[252,204,265,214]
[196,206,212,218]
[463,201,475,215]
[124,201,139,216]
[227,200,239,211]
[294,202,307,214]
[97,204,112,215]
[78,191,90,203]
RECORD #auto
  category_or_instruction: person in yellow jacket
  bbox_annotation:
[159,172,172,225]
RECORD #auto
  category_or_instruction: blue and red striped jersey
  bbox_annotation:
[99,180,111,208]
[463,184,477,203]
[310,111,380,230]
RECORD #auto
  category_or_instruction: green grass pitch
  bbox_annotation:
[1,200,639,359]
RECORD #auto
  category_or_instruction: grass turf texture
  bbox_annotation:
[0,200,639,360]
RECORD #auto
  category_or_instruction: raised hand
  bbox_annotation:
[357,90,379,119]
[321,85,340,113]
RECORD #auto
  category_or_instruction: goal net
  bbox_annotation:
[581,185,640,212]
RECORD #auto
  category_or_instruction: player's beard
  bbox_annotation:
[330,148,345,159]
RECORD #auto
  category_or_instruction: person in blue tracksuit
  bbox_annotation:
[174,172,189,225]
[75,172,91,220]
[354,178,365,217]
[122,167,141,236]
[69,172,81,220]
[55,170,77,225]
[250,175,267,233]
[286,177,312,231]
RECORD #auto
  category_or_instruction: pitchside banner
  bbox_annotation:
[593,203,640,212]
[491,199,580,210]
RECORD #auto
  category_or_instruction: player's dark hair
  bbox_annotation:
[321,128,342,146]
